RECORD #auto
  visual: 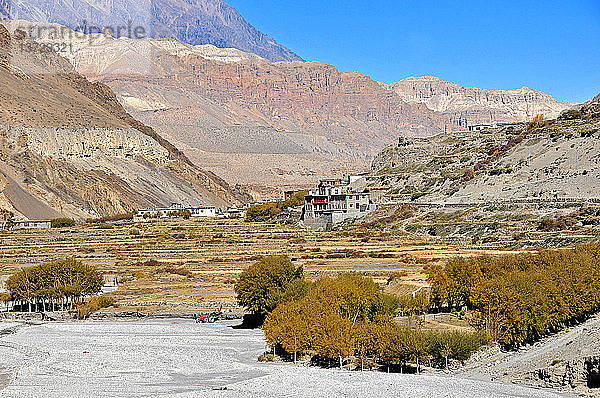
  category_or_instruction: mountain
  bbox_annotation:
[370,92,600,204]
[0,24,243,220]
[565,93,600,119]
[0,0,302,62]
[389,76,574,128]
[4,22,450,197]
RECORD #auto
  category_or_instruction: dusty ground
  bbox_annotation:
[0,320,569,398]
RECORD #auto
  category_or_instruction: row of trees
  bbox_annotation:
[426,244,600,346]
[2,258,104,312]
[245,191,307,222]
[235,256,487,370]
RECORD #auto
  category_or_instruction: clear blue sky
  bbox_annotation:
[227,0,600,103]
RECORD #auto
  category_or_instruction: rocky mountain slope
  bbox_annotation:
[3,23,453,196]
[389,76,574,128]
[370,92,600,204]
[0,24,243,220]
[457,313,600,396]
[0,0,302,62]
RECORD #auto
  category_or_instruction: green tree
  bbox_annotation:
[51,218,76,228]
[234,256,303,315]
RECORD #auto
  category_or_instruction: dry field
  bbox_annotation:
[0,219,516,312]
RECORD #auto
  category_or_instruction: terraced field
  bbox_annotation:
[0,219,507,311]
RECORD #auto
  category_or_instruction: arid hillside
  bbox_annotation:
[3,22,578,197]
[371,96,600,204]
[0,25,245,220]
[2,23,453,195]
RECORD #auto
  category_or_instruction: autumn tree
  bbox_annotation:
[234,256,303,315]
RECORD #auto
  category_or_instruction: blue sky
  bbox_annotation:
[227,0,600,103]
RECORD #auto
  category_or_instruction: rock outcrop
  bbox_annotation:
[0,24,244,219]
[389,76,574,128]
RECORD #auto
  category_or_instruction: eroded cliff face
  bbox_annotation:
[389,76,573,127]
[6,23,451,191]
[0,24,243,219]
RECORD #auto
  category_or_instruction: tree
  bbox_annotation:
[51,218,76,228]
[5,258,104,313]
[234,256,303,315]
[0,292,11,312]
[528,114,546,129]
[264,300,312,363]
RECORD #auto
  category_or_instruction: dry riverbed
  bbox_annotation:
[0,320,571,398]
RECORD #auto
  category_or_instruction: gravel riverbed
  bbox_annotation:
[0,320,570,398]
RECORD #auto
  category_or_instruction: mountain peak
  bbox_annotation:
[1,0,303,62]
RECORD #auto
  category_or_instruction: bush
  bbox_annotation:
[245,191,308,222]
[78,296,116,318]
[160,267,193,278]
[51,218,76,228]
[246,202,281,222]
[559,109,583,121]
[258,353,275,362]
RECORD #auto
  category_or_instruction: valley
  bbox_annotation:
[0,1,597,397]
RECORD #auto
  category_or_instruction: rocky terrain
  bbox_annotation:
[0,24,244,219]
[0,0,302,62]
[457,314,600,396]
[390,76,574,128]
[0,21,579,196]
[2,23,457,195]
[370,97,600,204]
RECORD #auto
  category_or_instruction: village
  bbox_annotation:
[1,173,380,232]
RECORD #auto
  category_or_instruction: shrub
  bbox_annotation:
[246,202,281,222]
[78,296,116,318]
[258,353,275,362]
[51,218,76,228]
[559,109,583,121]
[161,267,193,278]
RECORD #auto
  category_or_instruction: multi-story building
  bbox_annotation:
[303,179,375,230]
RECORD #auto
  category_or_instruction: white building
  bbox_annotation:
[11,220,52,230]
[468,123,497,132]
[136,203,216,221]
[224,206,246,218]
[189,207,216,218]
